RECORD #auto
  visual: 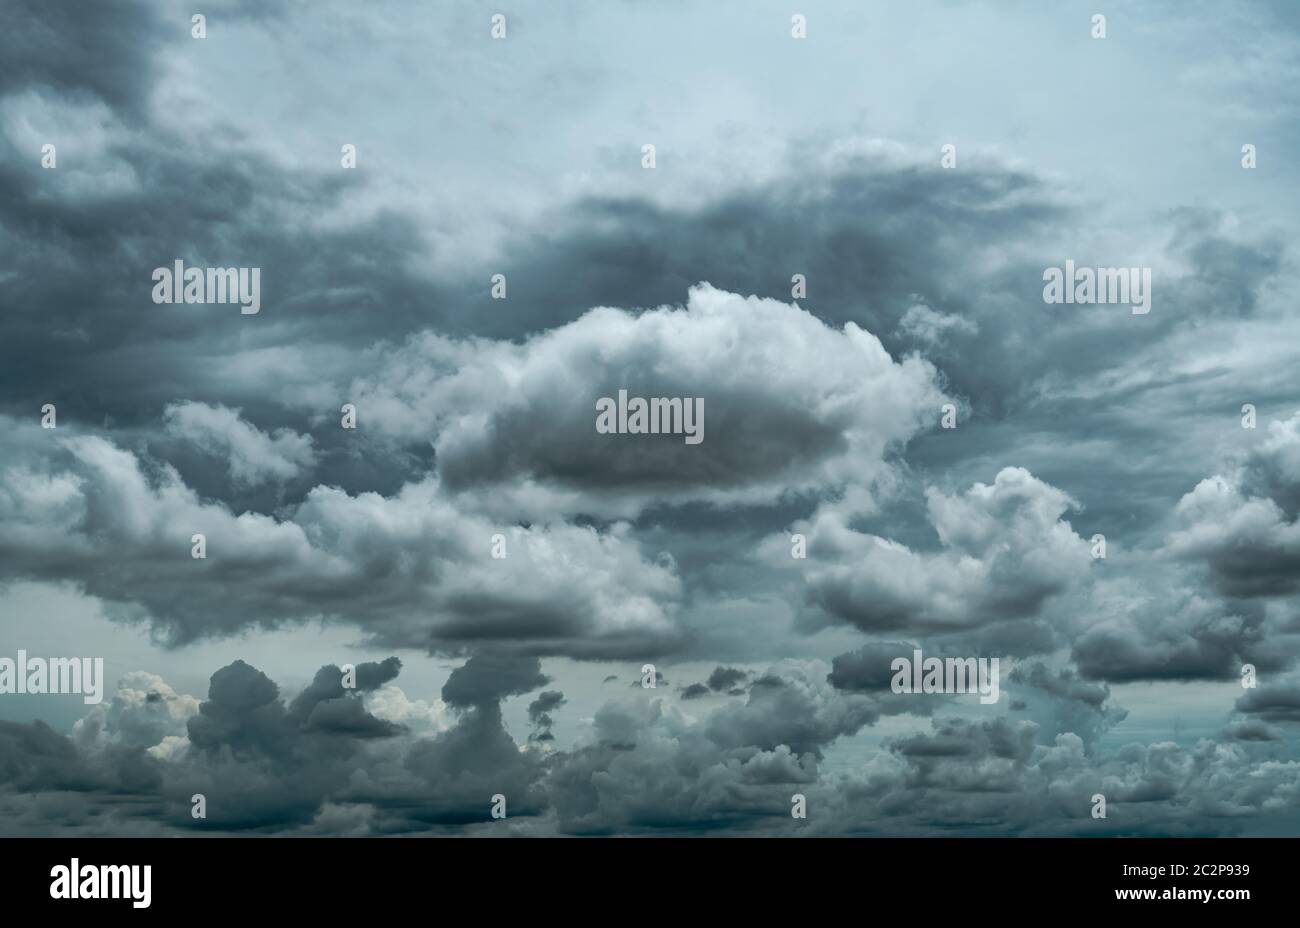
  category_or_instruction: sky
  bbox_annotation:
[1,0,1300,836]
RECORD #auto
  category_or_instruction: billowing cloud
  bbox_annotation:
[783,467,1092,636]
[341,283,947,520]
[1,652,1298,838]
[73,670,199,757]
[0,421,685,657]
[1236,671,1300,723]
[1168,475,1300,598]
[163,401,317,486]
[1071,586,1282,683]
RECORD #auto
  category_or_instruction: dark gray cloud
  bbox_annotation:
[1224,719,1283,742]
[705,666,748,692]
[0,0,162,121]
[288,657,402,724]
[1236,673,1300,723]
[527,690,566,742]
[680,665,749,699]
[1071,592,1281,683]
[829,641,918,692]
[441,653,549,710]
[0,719,161,796]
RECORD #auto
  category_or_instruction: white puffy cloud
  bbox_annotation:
[896,300,978,344]
[163,401,317,486]
[72,670,199,752]
[362,685,451,737]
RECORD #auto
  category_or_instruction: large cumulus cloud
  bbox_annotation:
[1168,418,1300,599]
[341,283,947,520]
[779,467,1092,636]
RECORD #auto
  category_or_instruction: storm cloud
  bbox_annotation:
[3,0,1300,839]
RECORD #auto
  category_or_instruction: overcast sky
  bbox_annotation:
[2,0,1300,836]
